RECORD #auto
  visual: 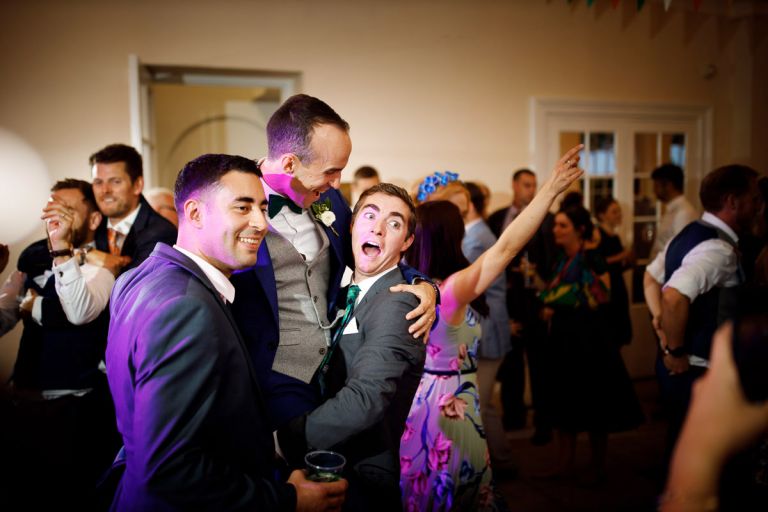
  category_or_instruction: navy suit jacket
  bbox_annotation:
[106,243,295,511]
[95,195,177,274]
[231,188,352,428]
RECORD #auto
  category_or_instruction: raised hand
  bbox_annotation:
[41,197,76,250]
[545,144,584,197]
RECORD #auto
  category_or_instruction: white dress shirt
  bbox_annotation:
[342,265,399,335]
[646,212,741,367]
[652,195,697,257]
[174,245,235,303]
[108,203,142,238]
[30,243,115,326]
[261,178,323,262]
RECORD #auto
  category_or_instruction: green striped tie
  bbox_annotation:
[317,284,360,396]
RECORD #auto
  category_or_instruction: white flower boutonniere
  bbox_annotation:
[311,198,339,236]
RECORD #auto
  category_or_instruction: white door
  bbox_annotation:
[532,98,712,377]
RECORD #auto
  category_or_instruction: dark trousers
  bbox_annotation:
[498,329,553,432]
[343,470,402,512]
[655,354,706,468]
[0,381,121,511]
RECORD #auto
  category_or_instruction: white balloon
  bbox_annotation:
[0,128,50,244]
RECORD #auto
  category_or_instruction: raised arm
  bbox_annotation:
[441,145,583,320]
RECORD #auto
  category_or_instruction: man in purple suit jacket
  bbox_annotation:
[106,154,346,511]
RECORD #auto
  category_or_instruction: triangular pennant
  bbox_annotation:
[587,0,596,6]
[611,0,621,7]
[693,0,703,11]
[637,0,645,10]
[664,0,673,10]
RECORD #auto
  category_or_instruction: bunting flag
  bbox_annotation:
[587,0,596,6]
[611,0,621,8]
[637,0,645,10]
[693,0,703,11]
[663,0,673,10]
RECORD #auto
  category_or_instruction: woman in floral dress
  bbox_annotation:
[399,144,583,510]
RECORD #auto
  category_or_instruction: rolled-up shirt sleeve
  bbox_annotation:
[53,259,115,325]
[662,239,739,300]
[646,246,667,285]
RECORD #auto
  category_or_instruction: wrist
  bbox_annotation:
[49,247,73,259]
[663,344,687,358]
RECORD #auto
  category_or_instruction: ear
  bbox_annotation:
[400,233,415,253]
[183,198,204,229]
[280,154,297,175]
[133,176,144,195]
[724,193,739,212]
[88,210,102,231]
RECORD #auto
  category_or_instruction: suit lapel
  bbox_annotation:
[349,268,402,322]
[252,238,279,324]
[157,245,266,398]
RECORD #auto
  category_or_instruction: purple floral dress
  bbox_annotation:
[400,308,497,511]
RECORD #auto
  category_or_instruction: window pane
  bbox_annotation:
[560,131,585,162]
[589,178,613,210]
[634,177,657,216]
[634,133,658,175]
[633,220,657,260]
[662,133,686,168]
[588,132,615,176]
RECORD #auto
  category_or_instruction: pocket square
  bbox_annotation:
[343,318,359,334]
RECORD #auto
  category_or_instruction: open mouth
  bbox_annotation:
[362,241,381,258]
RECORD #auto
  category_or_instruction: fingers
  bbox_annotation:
[408,312,433,339]
[557,144,584,167]
[404,302,427,321]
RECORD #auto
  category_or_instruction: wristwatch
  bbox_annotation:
[662,344,687,358]
[49,247,73,258]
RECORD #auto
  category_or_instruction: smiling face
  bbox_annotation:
[553,211,583,250]
[194,171,269,276]
[91,161,143,222]
[352,192,414,280]
[290,123,351,205]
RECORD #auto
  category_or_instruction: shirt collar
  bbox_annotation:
[173,245,236,303]
[701,212,739,244]
[261,177,307,217]
[108,203,142,236]
[666,195,687,211]
[352,265,399,303]
[464,218,483,231]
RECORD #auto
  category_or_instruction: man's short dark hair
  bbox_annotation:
[513,168,535,182]
[352,182,416,238]
[465,182,486,217]
[89,144,144,183]
[354,166,379,181]
[174,154,261,215]
[651,164,684,192]
[51,178,98,213]
[699,164,759,213]
[266,94,349,164]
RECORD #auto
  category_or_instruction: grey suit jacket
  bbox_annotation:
[282,268,426,489]
[106,243,295,511]
[462,220,511,358]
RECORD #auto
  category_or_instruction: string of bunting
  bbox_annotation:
[576,0,706,11]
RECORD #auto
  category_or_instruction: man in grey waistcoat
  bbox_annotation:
[230,94,437,428]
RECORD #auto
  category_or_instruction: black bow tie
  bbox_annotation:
[268,194,303,218]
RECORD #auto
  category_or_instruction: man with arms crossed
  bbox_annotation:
[280,183,426,511]
[106,154,346,511]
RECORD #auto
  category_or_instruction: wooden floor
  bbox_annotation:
[496,379,667,512]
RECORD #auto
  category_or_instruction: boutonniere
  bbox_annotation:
[310,198,339,236]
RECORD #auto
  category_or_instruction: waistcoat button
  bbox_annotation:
[319,347,326,355]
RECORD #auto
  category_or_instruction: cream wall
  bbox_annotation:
[1,0,766,379]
